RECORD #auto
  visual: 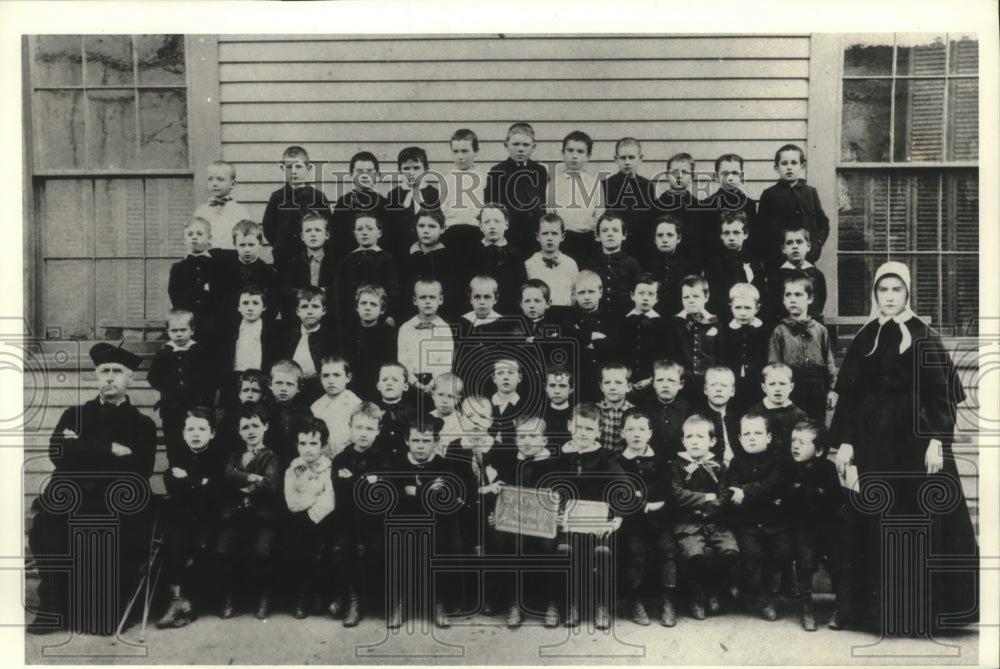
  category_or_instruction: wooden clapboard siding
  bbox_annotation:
[217,34,811,221]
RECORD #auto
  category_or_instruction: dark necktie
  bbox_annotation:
[542,256,559,269]
[209,196,232,207]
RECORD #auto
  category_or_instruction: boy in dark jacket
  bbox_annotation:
[757,144,830,266]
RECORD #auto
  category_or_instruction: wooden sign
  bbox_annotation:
[493,486,560,539]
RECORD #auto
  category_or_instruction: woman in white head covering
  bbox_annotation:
[829,261,977,634]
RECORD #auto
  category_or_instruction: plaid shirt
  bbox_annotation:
[598,399,634,454]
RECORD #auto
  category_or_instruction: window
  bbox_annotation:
[836,33,978,331]
[29,36,192,339]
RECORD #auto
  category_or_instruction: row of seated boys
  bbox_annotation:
[154,350,850,634]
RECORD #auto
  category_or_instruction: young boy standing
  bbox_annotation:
[650,215,699,315]
[701,154,759,260]
[567,270,618,402]
[277,286,337,405]
[283,416,336,619]
[525,213,580,307]
[602,137,657,266]
[330,151,388,263]
[310,355,362,457]
[169,216,221,349]
[615,409,679,627]
[725,412,791,621]
[334,213,400,324]
[719,283,768,415]
[748,363,809,456]
[654,152,709,262]
[339,284,397,402]
[757,144,830,266]
[541,364,575,448]
[440,128,488,250]
[397,279,455,390]
[639,359,692,458]
[763,228,828,325]
[429,372,464,446]
[485,122,548,254]
[702,366,741,465]
[597,363,635,454]
[402,208,461,320]
[668,275,720,403]
[767,276,838,422]
[374,362,417,459]
[470,204,528,315]
[193,160,249,251]
[276,211,337,321]
[581,213,642,318]
[214,220,279,324]
[704,210,766,319]
[262,145,333,266]
[548,130,603,263]
[618,274,670,390]
[383,146,442,259]
[264,360,312,468]
[670,414,739,620]
[490,358,524,449]
[148,310,216,467]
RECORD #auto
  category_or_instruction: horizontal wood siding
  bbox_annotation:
[217,34,811,220]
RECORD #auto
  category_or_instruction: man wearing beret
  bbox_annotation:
[28,343,157,635]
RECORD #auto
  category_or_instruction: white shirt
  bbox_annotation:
[525,252,579,307]
[397,315,454,384]
[193,199,249,251]
[547,164,604,234]
[491,391,521,415]
[311,390,362,457]
[431,410,463,447]
[440,167,488,229]
[234,319,263,372]
[293,325,320,378]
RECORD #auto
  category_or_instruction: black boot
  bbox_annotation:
[157,585,193,629]
[660,592,677,627]
[801,600,817,632]
[344,593,362,628]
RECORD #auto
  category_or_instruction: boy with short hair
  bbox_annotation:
[668,275,720,403]
[639,358,693,458]
[383,146,442,258]
[525,213,580,307]
[548,130,603,263]
[670,413,739,620]
[277,286,338,404]
[339,284,397,402]
[262,145,333,265]
[767,275,838,422]
[156,407,227,629]
[216,369,270,455]
[616,409,679,627]
[786,420,852,631]
[704,210,766,318]
[553,403,624,629]
[169,216,222,348]
[215,220,279,323]
[748,363,809,456]
[701,153,759,260]
[566,270,619,401]
[310,355,362,458]
[330,402,391,627]
[490,358,524,448]
[702,366,741,465]
[402,208,461,320]
[148,309,216,467]
[757,144,830,266]
[429,372,464,445]
[283,416,336,619]
[470,203,528,315]
[725,412,791,621]
[330,151,388,263]
[618,274,670,391]
[719,283,768,415]
[193,160,250,250]
[597,363,635,454]
[485,122,548,254]
[602,137,657,266]
[397,278,455,390]
[441,128,489,247]
[374,361,417,459]
[654,152,709,262]
[650,214,699,315]
[264,359,312,467]
[334,212,400,324]
[215,401,282,620]
[518,278,563,342]
[581,212,642,318]
[541,364,575,448]
[764,227,828,325]
[276,211,337,321]
[387,414,462,629]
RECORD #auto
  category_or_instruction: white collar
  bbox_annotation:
[676,309,715,321]
[481,238,508,248]
[406,315,446,328]
[627,308,660,318]
[186,251,212,258]
[492,392,520,407]
[410,241,445,254]
[463,310,501,325]
[352,245,382,253]
[780,260,813,270]
[562,440,602,454]
[866,309,917,355]
[677,451,714,465]
[728,318,763,329]
[517,448,552,462]
[239,319,263,332]
[166,340,196,351]
[622,445,655,460]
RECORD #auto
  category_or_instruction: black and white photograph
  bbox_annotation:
[4,1,998,666]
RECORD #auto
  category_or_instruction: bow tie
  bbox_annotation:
[542,256,560,269]
[415,321,435,330]
[686,312,706,324]
[630,313,651,322]
[209,196,232,207]
[787,319,813,336]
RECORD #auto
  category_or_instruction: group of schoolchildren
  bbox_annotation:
[149,122,853,635]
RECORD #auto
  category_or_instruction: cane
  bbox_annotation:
[116,515,162,638]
